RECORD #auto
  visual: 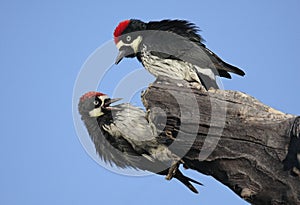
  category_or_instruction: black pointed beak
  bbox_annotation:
[105,98,122,106]
[115,50,126,64]
[103,98,122,111]
[115,46,135,64]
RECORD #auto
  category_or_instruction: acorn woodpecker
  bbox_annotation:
[114,19,245,89]
[78,91,202,193]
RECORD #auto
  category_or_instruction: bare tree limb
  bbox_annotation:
[142,77,300,205]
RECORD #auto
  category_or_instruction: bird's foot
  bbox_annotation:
[166,130,176,140]
[165,161,180,180]
[188,82,206,91]
[165,158,185,180]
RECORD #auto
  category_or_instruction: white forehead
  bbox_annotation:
[97,95,109,102]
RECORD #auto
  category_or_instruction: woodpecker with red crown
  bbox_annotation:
[78,91,202,193]
[114,19,245,89]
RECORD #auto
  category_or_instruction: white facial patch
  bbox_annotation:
[116,36,143,54]
[88,95,109,117]
[89,107,104,117]
[98,95,109,103]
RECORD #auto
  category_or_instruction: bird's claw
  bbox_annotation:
[165,161,181,180]
[188,82,207,91]
[166,130,176,140]
[165,164,178,180]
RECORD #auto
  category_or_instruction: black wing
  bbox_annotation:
[145,20,245,78]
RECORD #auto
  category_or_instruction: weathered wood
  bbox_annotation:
[142,78,300,205]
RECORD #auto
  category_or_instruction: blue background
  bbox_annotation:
[1,1,299,204]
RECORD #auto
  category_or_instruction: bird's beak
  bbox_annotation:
[103,98,122,111]
[115,50,126,64]
[107,98,122,105]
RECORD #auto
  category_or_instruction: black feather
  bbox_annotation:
[146,19,205,46]
[144,19,245,78]
[79,97,202,193]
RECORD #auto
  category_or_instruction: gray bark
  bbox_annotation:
[142,77,300,205]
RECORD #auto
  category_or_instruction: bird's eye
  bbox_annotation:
[126,35,131,42]
[93,100,99,106]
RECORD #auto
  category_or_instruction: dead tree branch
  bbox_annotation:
[142,78,300,205]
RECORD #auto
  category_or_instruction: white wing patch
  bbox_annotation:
[194,65,216,80]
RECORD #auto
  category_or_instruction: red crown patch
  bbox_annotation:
[80,91,106,102]
[113,20,130,43]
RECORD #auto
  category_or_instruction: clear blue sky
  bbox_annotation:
[1,1,300,205]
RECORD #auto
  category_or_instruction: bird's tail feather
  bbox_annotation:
[204,47,245,77]
[174,170,203,194]
[221,61,245,77]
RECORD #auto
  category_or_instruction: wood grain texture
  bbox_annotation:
[142,77,300,205]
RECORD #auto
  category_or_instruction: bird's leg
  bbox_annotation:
[165,161,180,180]
[165,158,185,180]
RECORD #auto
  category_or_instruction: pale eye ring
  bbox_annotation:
[93,100,99,105]
[126,35,131,42]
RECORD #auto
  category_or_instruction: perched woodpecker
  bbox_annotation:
[114,19,245,89]
[78,91,202,193]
